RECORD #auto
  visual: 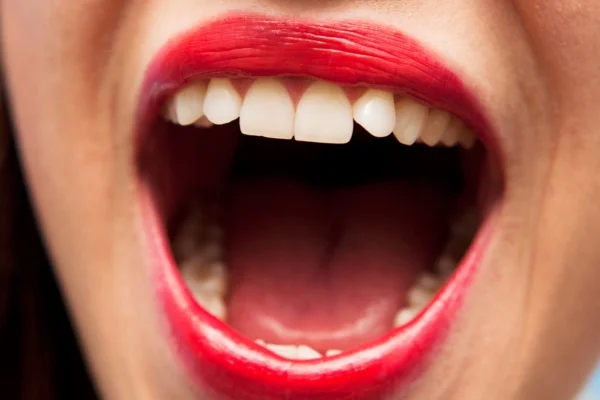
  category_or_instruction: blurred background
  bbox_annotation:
[580,371,600,399]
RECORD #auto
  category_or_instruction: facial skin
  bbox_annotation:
[2,1,600,398]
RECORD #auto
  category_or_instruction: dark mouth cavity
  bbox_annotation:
[138,104,491,356]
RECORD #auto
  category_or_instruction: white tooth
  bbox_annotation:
[393,97,428,145]
[296,345,322,360]
[240,78,295,139]
[459,128,477,149]
[394,308,417,327]
[255,339,266,346]
[407,286,435,309]
[416,272,443,291]
[420,109,451,146]
[265,344,298,359]
[203,78,242,125]
[194,116,214,128]
[325,349,342,357]
[352,89,395,138]
[295,81,353,144]
[434,254,457,278]
[167,81,207,126]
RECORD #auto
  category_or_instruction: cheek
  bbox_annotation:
[1,0,126,284]
[512,1,600,100]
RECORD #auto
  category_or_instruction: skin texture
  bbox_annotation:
[1,0,600,399]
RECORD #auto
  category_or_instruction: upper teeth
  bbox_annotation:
[163,77,477,147]
[203,78,243,125]
[240,78,295,140]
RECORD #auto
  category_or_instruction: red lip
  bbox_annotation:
[136,13,498,400]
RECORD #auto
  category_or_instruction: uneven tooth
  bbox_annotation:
[194,116,214,128]
[440,117,464,147]
[394,308,417,327]
[203,78,242,125]
[393,97,428,145]
[295,81,353,144]
[420,109,451,146]
[296,345,322,360]
[240,78,295,139]
[458,128,477,149]
[434,254,457,278]
[325,349,342,357]
[166,81,207,126]
[352,89,395,138]
[407,286,435,309]
[265,344,298,359]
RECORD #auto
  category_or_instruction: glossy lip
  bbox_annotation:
[135,13,502,400]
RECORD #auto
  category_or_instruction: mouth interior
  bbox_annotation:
[140,100,493,357]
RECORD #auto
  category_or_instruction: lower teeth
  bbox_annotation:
[255,340,324,360]
[171,202,478,360]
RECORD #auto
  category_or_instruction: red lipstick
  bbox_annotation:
[137,13,498,399]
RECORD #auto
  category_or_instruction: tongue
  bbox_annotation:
[225,179,451,353]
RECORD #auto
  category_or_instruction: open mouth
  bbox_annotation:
[135,14,503,399]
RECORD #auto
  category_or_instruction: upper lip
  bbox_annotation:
[136,12,500,399]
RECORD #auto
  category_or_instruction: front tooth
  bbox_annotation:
[296,345,322,360]
[166,81,207,126]
[240,78,295,139]
[394,308,417,327]
[420,109,451,146]
[325,349,342,357]
[352,89,395,138]
[393,97,428,145]
[265,344,298,359]
[203,78,242,125]
[295,81,353,144]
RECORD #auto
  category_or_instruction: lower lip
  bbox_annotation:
[136,13,498,399]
